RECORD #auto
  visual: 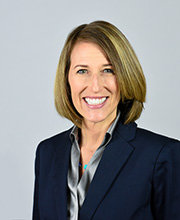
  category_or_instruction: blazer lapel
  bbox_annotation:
[52,130,72,220]
[79,122,137,220]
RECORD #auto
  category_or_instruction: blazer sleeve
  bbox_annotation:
[32,144,41,220]
[152,140,180,220]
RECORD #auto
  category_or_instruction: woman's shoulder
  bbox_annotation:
[36,126,73,153]
[123,125,180,163]
[41,126,73,143]
[135,125,179,148]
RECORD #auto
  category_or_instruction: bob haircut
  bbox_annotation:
[54,20,146,128]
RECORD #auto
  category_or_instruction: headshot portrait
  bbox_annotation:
[32,20,180,219]
[1,1,180,220]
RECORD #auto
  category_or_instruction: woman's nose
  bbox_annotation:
[90,74,103,92]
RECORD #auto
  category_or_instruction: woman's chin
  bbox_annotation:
[82,112,114,126]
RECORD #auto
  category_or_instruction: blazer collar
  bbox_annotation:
[79,121,137,219]
[114,120,137,142]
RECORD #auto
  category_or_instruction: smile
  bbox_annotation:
[84,97,108,105]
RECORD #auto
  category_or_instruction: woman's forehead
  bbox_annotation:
[71,42,108,62]
[70,41,111,66]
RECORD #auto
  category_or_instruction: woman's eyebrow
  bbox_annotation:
[103,64,112,67]
[73,63,112,69]
[73,65,88,69]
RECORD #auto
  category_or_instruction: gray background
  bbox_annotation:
[0,0,179,219]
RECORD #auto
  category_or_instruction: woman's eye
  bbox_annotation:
[76,69,87,74]
[103,69,114,74]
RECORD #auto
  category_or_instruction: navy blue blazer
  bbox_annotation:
[33,121,180,220]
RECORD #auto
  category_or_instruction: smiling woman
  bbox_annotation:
[33,21,180,220]
[54,20,146,128]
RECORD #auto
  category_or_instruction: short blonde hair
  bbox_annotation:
[54,20,146,127]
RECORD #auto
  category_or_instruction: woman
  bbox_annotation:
[33,21,180,220]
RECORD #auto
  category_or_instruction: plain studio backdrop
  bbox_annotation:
[0,0,179,219]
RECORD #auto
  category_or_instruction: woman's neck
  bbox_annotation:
[80,113,117,151]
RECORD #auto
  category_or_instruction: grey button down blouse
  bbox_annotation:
[67,112,120,220]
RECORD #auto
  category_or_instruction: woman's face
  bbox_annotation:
[68,41,120,126]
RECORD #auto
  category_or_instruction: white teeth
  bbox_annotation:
[85,97,107,105]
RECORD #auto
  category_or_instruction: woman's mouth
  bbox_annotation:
[83,97,108,108]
